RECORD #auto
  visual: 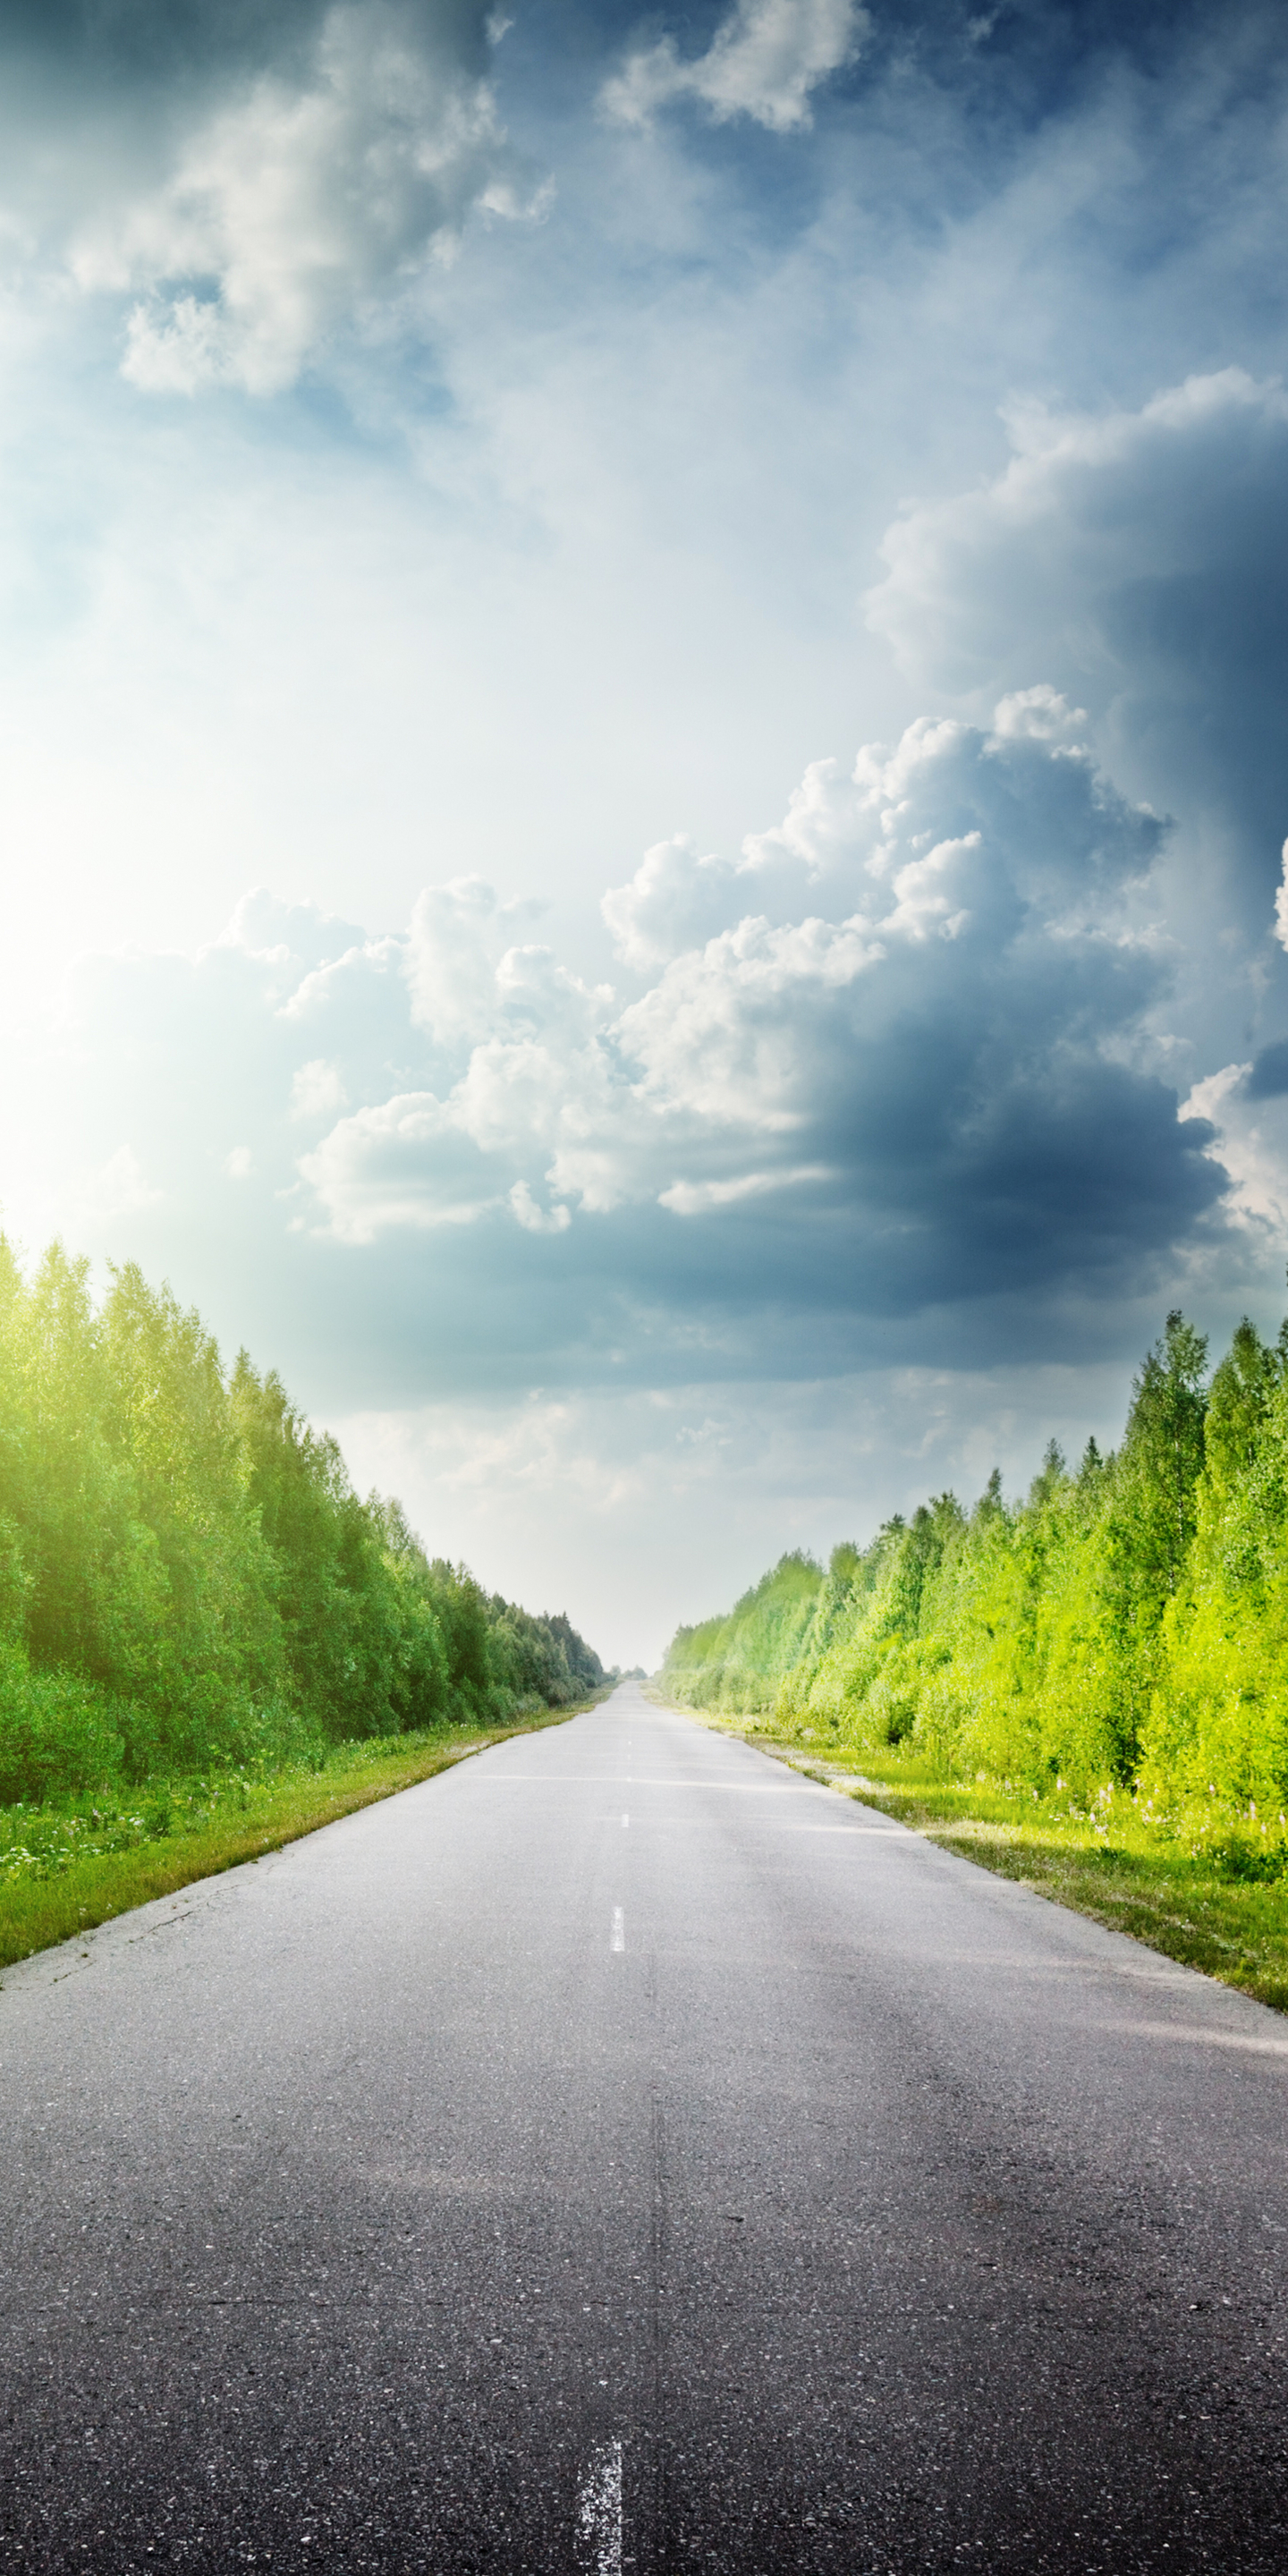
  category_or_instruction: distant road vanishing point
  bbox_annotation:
[3,1682,1287,2572]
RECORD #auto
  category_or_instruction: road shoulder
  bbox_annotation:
[655,1692,1288,2015]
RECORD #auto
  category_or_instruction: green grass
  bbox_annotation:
[673,1704,1288,2014]
[0,1698,604,1973]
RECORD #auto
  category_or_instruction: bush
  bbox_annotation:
[0,1642,123,1805]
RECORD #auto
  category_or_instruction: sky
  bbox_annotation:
[3,0,1288,1667]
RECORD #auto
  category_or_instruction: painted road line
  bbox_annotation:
[576,2437,623,2576]
[611,1906,625,1953]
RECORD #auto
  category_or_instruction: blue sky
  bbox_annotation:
[3,0,1288,1664]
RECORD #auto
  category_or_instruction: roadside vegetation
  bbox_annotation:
[660,1304,1288,2010]
[0,1236,613,1963]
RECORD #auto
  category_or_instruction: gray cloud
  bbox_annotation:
[4,0,499,97]
[0,702,1229,1407]
[868,372,1288,945]
[5,2,333,83]
[1247,1041,1288,1102]
[2,0,530,394]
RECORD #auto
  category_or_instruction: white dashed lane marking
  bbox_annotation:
[576,2437,623,2575]
[611,1906,625,1953]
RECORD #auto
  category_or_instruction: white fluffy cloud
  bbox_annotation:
[601,0,865,134]
[600,837,748,973]
[869,370,1288,689]
[287,699,1177,1252]
[0,699,1223,1402]
[67,2,530,394]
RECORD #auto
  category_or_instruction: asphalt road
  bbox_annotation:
[3,1683,1288,2574]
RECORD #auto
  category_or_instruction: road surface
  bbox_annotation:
[2,1682,1287,2572]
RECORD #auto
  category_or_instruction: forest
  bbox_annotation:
[0,1237,606,1808]
[662,1307,1288,1871]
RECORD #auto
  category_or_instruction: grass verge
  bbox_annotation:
[668,1703,1288,2014]
[0,1698,604,1974]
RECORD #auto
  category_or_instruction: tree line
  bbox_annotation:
[0,1240,606,1805]
[662,1307,1288,1825]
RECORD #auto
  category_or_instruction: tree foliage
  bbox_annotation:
[662,1301,1288,1824]
[0,1240,605,1799]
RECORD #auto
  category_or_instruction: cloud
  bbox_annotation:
[1180,1063,1288,1242]
[290,1058,349,1121]
[509,1179,572,1234]
[284,705,1187,1286]
[867,370,1288,936]
[300,1090,504,1241]
[602,836,747,973]
[80,1144,165,1226]
[0,700,1230,1406]
[221,887,371,973]
[1275,836,1288,955]
[657,1163,832,1214]
[58,2,532,393]
[1246,1040,1288,1103]
[1166,842,1288,1252]
[601,0,866,133]
[991,684,1089,747]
